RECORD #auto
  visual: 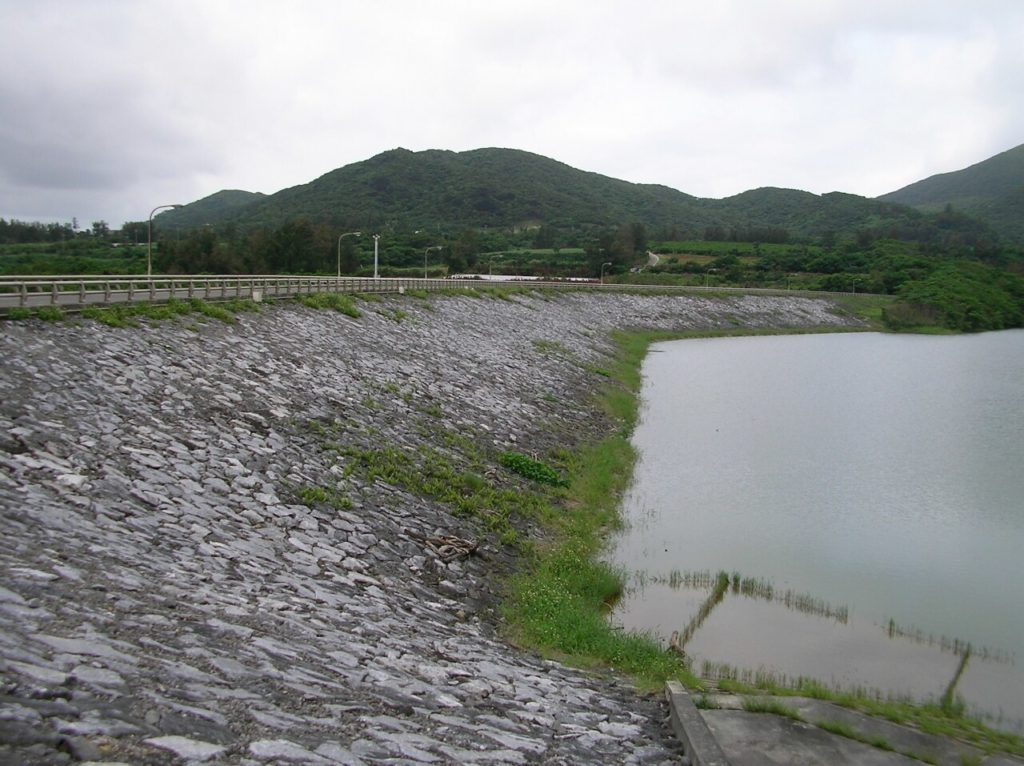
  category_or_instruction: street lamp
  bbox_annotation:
[337,231,361,278]
[147,204,182,277]
[704,267,717,288]
[423,245,443,279]
[600,261,612,285]
[372,234,381,279]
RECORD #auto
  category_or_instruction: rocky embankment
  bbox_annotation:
[0,290,862,765]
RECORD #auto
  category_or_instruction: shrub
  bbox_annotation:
[297,293,362,317]
[35,306,64,322]
[499,451,567,486]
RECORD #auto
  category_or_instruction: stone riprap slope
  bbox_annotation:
[0,291,861,765]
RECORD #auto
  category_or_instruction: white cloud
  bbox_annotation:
[1,0,1021,226]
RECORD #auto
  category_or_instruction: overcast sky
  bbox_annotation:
[2,0,1022,228]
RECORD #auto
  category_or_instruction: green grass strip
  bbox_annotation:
[296,292,362,317]
[502,328,701,690]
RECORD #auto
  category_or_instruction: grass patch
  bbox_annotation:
[35,305,64,322]
[531,338,570,357]
[694,694,720,710]
[5,307,33,320]
[295,484,353,510]
[331,438,558,546]
[502,328,702,690]
[816,719,894,751]
[437,286,482,298]
[405,289,430,300]
[297,292,362,317]
[189,298,236,323]
[716,676,1023,758]
[486,285,534,301]
[499,452,567,487]
[831,294,896,330]
[354,292,382,302]
[742,697,804,721]
[78,297,254,327]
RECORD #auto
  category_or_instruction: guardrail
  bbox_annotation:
[0,275,444,312]
[0,274,865,314]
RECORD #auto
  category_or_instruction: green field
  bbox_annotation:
[0,242,148,275]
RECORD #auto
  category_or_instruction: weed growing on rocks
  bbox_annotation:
[437,287,482,298]
[5,307,33,320]
[499,452,567,487]
[78,298,255,327]
[35,306,64,322]
[503,328,702,691]
[332,440,557,545]
[531,339,570,357]
[296,292,362,317]
[380,308,409,323]
[295,484,354,510]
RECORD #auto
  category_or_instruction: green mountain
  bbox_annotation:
[156,147,997,242]
[975,186,1024,243]
[159,189,265,230]
[879,143,1024,209]
[878,143,1024,239]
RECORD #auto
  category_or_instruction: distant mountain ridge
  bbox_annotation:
[879,142,1024,242]
[157,145,1022,243]
[163,189,265,230]
[880,143,1024,208]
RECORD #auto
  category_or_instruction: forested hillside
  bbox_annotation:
[880,143,1024,210]
[879,143,1024,241]
[155,147,1000,245]
[6,145,1023,334]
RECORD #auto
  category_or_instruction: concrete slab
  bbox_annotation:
[689,694,1024,766]
[701,709,917,765]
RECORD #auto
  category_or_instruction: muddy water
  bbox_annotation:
[607,330,1024,731]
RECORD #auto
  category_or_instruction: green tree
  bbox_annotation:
[120,221,147,244]
[451,229,480,270]
[894,261,1024,331]
[533,225,556,249]
[338,236,360,274]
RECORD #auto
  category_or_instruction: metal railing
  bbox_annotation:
[0,274,863,314]
[0,275,441,312]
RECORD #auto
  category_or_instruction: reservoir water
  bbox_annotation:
[607,330,1024,730]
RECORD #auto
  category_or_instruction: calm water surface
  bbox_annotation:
[607,330,1024,729]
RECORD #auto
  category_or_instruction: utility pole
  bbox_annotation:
[373,234,380,279]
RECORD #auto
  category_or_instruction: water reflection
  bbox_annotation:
[612,570,1020,730]
[607,331,1024,732]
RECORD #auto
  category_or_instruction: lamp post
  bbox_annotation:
[147,204,182,278]
[423,245,442,279]
[372,234,381,279]
[600,261,612,285]
[337,231,361,278]
[705,267,717,288]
